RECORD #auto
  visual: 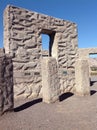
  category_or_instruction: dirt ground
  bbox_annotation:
[0,81,97,130]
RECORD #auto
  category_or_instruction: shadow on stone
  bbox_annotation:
[0,50,14,115]
[59,92,74,102]
[14,98,42,112]
[90,90,97,95]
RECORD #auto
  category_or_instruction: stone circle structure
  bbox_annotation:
[0,5,93,114]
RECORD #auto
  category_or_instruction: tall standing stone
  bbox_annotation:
[75,59,90,96]
[41,57,60,103]
[0,50,5,114]
[4,55,14,112]
[0,49,14,115]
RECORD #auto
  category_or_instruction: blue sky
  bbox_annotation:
[0,0,97,48]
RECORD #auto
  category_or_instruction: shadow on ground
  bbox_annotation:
[90,80,97,95]
[14,90,97,112]
[90,90,97,95]
[90,81,97,86]
[59,92,74,102]
[14,98,42,112]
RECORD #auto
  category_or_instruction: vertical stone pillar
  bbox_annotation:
[75,59,90,96]
[0,49,14,115]
[0,51,5,115]
[41,57,60,103]
[4,55,14,112]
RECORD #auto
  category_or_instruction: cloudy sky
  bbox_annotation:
[0,0,97,48]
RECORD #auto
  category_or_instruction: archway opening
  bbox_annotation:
[89,53,97,87]
[41,34,50,51]
[41,29,56,57]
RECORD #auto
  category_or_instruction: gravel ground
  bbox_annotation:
[0,81,97,130]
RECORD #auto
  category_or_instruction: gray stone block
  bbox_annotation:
[75,59,90,96]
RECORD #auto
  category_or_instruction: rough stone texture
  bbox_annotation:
[42,50,49,57]
[4,5,78,99]
[0,49,13,115]
[75,59,90,96]
[78,48,97,75]
[78,48,97,59]
[41,57,60,103]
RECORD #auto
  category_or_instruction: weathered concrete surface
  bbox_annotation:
[0,50,5,114]
[0,49,13,115]
[4,5,78,99]
[78,48,97,59]
[41,57,60,103]
[75,59,90,96]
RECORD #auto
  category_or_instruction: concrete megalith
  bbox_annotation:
[41,57,60,103]
[4,5,78,100]
[0,49,14,115]
[0,52,5,115]
[75,59,90,96]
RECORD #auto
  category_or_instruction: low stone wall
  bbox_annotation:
[0,49,13,115]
